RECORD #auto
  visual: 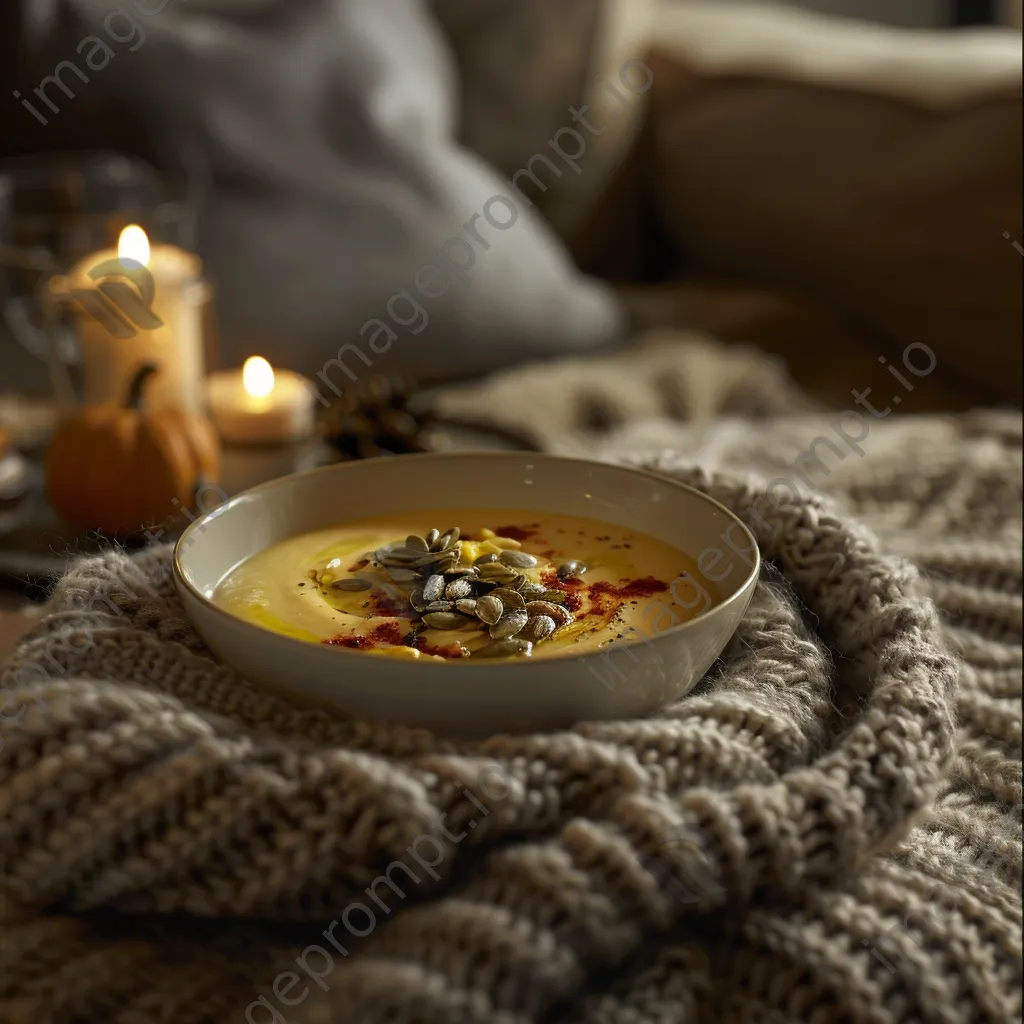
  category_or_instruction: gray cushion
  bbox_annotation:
[57,0,626,389]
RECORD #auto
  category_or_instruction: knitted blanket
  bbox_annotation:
[1,336,1021,1024]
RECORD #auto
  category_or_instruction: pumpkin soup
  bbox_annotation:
[214,510,716,661]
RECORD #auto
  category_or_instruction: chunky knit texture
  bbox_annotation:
[1,336,1020,1024]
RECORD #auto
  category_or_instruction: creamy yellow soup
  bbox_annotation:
[214,510,716,662]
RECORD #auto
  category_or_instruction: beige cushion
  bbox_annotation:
[652,1,1022,108]
[640,3,1022,404]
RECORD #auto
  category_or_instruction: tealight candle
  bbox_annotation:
[60,225,208,413]
[206,356,316,445]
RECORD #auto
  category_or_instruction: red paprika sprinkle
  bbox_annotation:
[324,635,365,649]
[618,577,670,598]
[541,568,586,591]
[324,621,405,649]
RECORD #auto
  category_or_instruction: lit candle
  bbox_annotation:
[206,356,316,445]
[58,225,208,412]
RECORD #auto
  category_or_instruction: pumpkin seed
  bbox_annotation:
[526,600,572,626]
[388,548,423,562]
[444,566,479,578]
[478,571,517,587]
[482,576,518,589]
[422,575,446,602]
[499,550,537,569]
[435,542,461,563]
[376,545,417,563]
[331,577,373,592]
[490,609,528,640]
[445,578,473,600]
[525,600,560,618]
[423,611,473,630]
[474,638,533,658]
[386,567,419,583]
[432,527,459,552]
[348,526,572,659]
[489,588,525,610]
[480,568,517,580]
[557,560,587,579]
[477,560,512,574]
[475,595,503,625]
[519,615,556,643]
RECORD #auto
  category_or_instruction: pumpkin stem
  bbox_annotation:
[126,363,160,410]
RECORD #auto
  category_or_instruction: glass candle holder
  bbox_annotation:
[0,152,209,413]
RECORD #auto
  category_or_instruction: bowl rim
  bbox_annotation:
[173,451,760,671]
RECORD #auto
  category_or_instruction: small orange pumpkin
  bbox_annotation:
[45,363,221,536]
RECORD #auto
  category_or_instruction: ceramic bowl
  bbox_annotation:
[173,453,759,735]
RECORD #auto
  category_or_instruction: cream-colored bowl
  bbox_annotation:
[173,453,759,735]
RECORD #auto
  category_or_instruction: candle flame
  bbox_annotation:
[243,356,275,398]
[117,225,151,268]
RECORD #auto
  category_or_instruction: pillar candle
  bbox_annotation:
[61,225,208,412]
[206,357,317,445]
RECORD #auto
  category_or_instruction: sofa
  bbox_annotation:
[2,0,1021,409]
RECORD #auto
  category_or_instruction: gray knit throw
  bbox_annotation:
[1,336,1021,1024]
